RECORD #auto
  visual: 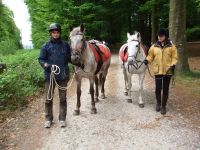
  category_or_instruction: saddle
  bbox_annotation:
[88,41,111,74]
[119,43,149,63]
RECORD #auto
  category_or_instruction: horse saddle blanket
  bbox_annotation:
[88,42,111,63]
[119,43,148,62]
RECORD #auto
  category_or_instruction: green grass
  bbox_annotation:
[176,70,200,95]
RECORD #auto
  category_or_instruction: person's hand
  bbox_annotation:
[168,65,175,74]
[44,63,52,69]
[143,59,148,65]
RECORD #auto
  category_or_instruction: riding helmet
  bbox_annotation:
[49,23,61,32]
[157,28,169,38]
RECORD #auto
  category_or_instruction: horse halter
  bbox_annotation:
[128,39,141,60]
[127,39,144,72]
[70,32,87,54]
[70,31,87,68]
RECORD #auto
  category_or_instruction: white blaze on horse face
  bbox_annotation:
[127,40,139,63]
[70,35,84,51]
[127,32,141,63]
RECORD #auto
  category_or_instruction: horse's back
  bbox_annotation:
[119,43,128,62]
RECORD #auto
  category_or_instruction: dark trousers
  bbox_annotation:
[155,75,171,107]
[45,80,68,121]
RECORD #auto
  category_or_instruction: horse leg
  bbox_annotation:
[127,74,132,103]
[123,66,128,95]
[94,75,99,102]
[90,77,97,114]
[138,73,145,108]
[74,76,81,115]
[100,72,106,99]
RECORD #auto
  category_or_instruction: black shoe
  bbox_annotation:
[156,104,161,112]
[161,107,166,115]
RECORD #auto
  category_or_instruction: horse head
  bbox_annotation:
[127,32,141,65]
[69,24,86,66]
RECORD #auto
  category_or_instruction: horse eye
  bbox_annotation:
[81,38,84,41]
[136,45,138,47]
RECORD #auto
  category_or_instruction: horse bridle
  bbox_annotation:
[70,32,87,67]
[127,39,145,72]
[70,32,94,74]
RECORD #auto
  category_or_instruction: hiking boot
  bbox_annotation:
[161,107,166,115]
[156,104,161,112]
[155,93,161,112]
[44,121,51,128]
[59,121,66,128]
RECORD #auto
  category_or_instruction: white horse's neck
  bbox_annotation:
[136,45,146,61]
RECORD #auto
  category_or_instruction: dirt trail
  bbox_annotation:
[1,55,200,150]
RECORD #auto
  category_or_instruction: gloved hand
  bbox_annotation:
[143,59,148,65]
[168,65,175,74]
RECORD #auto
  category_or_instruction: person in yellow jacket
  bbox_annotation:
[143,28,178,115]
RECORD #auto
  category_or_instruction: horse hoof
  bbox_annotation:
[139,104,144,108]
[124,92,128,96]
[90,108,97,114]
[127,99,132,103]
[73,110,80,115]
[100,94,106,99]
[95,98,99,103]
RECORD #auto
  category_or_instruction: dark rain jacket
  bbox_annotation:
[38,38,71,81]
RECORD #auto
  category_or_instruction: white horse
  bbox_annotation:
[70,24,111,115]
[119,32,147,108]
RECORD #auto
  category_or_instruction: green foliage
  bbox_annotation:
[186,26,200,41]
[0,1,21,55]
[0,50,44,110]
[25,0,200,47]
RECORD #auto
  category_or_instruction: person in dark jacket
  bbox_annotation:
[144,28,178,115]
[38,23,71,128]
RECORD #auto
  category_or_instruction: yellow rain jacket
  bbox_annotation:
[146,40,178,75]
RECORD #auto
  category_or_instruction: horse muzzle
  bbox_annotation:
[127,59,134,66]
[71,54,81,65]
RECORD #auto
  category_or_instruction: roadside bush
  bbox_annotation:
[0,49,44,110]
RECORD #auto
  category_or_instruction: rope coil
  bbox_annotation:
[47,65,75,101]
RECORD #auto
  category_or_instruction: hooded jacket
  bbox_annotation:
[146,40,178,75]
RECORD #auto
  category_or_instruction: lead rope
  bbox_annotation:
[47,65,75,101]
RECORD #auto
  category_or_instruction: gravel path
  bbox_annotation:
[39,55,200,150]
[3,55,200,150]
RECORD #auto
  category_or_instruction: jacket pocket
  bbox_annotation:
[153,64,159,74]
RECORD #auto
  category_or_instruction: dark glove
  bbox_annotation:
[168,65,175,74]
[143,59,148,65]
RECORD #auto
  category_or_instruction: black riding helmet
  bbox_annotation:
[157,28,169,38]
[49,23,61,32]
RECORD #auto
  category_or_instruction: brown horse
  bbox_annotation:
[70,24,111,115]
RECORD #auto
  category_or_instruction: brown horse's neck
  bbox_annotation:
[81,42,96,70]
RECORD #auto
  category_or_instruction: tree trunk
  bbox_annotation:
[169,0,189,71]
[151,3,158,44]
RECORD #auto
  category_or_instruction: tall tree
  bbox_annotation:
[151,3,158,44]
[169,0,189,71]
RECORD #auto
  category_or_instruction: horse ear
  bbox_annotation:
[127,33,130,39]
[80,23,84,32]
[137,32,141,39]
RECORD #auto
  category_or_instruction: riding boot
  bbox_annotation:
[161,94,168,115]
[155,93,161,112]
